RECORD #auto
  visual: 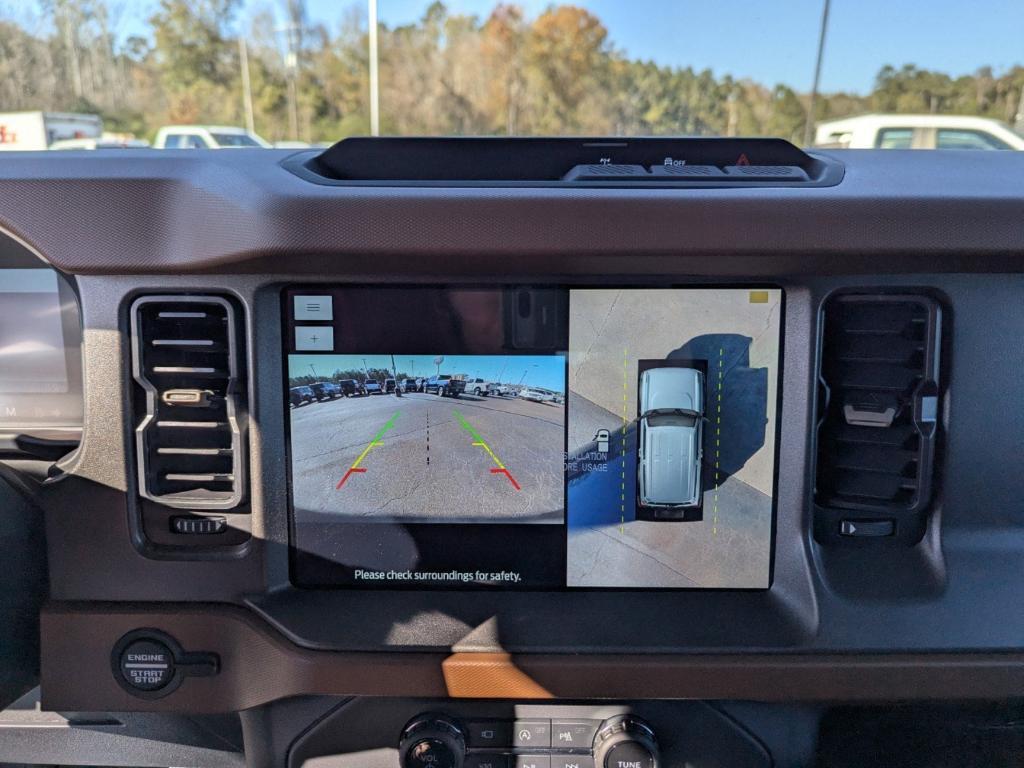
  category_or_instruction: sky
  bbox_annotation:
[77,0,1024,95]
[289,354,566,391]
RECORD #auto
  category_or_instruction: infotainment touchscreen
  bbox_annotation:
[284,286,781,590]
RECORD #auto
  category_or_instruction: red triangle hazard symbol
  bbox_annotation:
[736,153,751,166]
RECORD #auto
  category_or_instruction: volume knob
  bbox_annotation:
[593,715,659,768]
[399,714,466,768]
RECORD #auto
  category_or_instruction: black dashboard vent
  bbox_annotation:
[814,294,941,543]
[130,296,246,509]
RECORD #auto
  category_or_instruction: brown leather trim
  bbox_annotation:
[442,653,553,699]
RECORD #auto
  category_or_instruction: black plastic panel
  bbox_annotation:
[297,136,842,188]
[287,700,769,768]
[0,467,47,709]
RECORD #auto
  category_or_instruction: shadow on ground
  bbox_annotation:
[669,333,767,479]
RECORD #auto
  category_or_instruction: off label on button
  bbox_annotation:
[118,639,175,691]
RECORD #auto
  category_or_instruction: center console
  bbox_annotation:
[290,701,769,768]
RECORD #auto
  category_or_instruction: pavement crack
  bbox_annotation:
[573,290,622,383]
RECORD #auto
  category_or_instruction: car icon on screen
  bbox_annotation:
[637,367,704,515]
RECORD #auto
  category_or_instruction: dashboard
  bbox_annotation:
[1,138,1024,767]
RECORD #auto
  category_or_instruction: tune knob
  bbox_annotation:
[593,715,659,768]
[399,714,466,768]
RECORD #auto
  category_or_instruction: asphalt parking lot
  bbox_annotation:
[566,288,781,588]
[290,391,564,524]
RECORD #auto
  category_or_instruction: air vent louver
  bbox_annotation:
[814,294,941,543]
[131,296,246,509]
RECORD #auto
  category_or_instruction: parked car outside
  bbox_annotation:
[364,379,383,395]
[153,124,272,149]
[637,367,704,515]
[814,114,1024,151]
[383,378,397,393]
[289,385,316,407]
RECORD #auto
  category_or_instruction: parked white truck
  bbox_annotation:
[0,112,102,151]
[153,125,271,149]
[814,114,1024,151]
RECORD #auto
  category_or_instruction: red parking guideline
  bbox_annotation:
[336,411,400,490]
[490,467,521,490]
[336,467,367,489]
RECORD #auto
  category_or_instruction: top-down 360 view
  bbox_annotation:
[1,2,1024,766]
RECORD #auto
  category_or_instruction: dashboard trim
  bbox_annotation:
[1,151,1024,276]
[40,602,1024,713]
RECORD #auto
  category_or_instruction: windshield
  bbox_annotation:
[646,413,699,428]
[2,2,1022,151]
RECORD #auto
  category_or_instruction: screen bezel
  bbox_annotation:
[281,283,784,593]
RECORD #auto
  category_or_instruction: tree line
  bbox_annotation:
[3,0,1023,144]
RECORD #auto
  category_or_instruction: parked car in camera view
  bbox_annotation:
[289,385,316,407]
[520,387,555,403]
[383,378,397,393]
[336,379,364,397]
[364,379,383,395]
[637,367,704,515]
[309,381,342,400]
[463,377,492,396]
[424,375,464,397]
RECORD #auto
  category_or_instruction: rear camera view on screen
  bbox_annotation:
[566,288,781,588]
[289,353,566,526]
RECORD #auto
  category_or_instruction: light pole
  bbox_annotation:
[368,0,380,136]
[803,0,831,147]
[238,36,256,135]
[518,364,537,386]
[391,354,401,397]
[309,363,318,379]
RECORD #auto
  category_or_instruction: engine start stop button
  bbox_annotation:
[118,638,175,691]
